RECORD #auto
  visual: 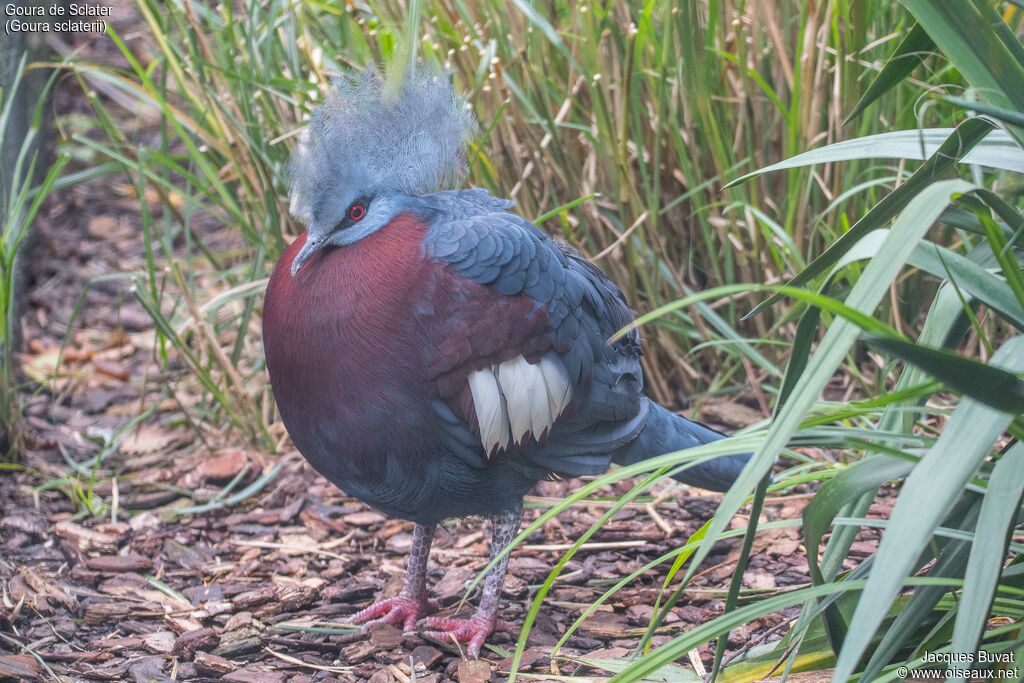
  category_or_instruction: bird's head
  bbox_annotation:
[287,65,476,275]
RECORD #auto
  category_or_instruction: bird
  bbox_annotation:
[262,66,751,658]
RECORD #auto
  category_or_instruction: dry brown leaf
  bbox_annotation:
[342,510,386,526]
[20,346,67,385]
[119,424,184,455]
[744,570,778,590]
[195,448,250,482]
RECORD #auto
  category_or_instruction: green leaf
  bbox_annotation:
[174,462,284,515]
[566,656,700,682]
[900,0,1024,145]
[977,206,1024,310]
[804,458,916,587]
[804,456,916,653]
[616,179,974,681]
[618,282,904,345]
[743,119,993,318]
[833,336,1024,682]
[973,189,1024,243]
[845,23,934,125]
[796,279,977,674]
[861,496,981,680]
[727,126,1019,189]
[948,441,1024,679]
[508,0,581,72]
[607,577,963,682]
[710,474,770,679]
[945,96,1024,130]
[862,335,1024,413]
[533,192,598,224]
[549,519,800,661]
[822,228,1024,332]
[907,240,1024,332]
[771,228,899,419]
[776,302,822,412]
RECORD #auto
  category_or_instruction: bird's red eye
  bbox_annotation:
[348,203,366,221]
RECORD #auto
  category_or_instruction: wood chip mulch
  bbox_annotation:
[0,23,875,680]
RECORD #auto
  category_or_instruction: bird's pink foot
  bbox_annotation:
[423,614,513,658]
[350,593,439,633]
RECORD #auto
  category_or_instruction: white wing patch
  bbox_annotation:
[466,368,510,453]
[467,351,573,456]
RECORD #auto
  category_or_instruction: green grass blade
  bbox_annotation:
[624,179,974,678]
[803,456,916,585]
[710,473,770,679]
[908,240,1024,332]
[817,227,1024,332]
[861,335,1024,413]
[567,655,700,681]
[845,23,934,125]
[978,209,1024,309]
[549,519,800,660]
[900,0,1024,145]
[619,282,906,344]
[860,498,980,680]
[945,96,1024,129]
[948,441,1024,678]
[744,120,993,318]
[790,257,982,679]
[174,462,284,515]
[832,336,1024,681]
[727,126,1018,189]
[608,578,964,682]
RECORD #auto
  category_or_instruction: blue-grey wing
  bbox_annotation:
[416,191,646,477]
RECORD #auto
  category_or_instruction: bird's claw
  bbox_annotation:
[422,614,512,658]
[350,594,439,634]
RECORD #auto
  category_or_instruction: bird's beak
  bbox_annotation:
[290,236,323,277]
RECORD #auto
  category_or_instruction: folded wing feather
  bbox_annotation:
[468,351,573,456]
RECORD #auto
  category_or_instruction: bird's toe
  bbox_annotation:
[423,614,500,658]
[350,593,437,630]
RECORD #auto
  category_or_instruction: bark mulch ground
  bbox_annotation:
[0,182,830,681]
[0,15,871,681]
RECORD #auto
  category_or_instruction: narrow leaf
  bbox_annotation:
[948,441,1024,680]
[727,125,1016,190]
[620,179,974,681]
[845,23,934,125]
[860,497,981,680]
[945,96,1024,130]
[833,336,1024,681]
[743,119,993,318]
[908,241,1024,332]
[901,0,1024,145]
[862,335,1024,413]
[608,578,962,682]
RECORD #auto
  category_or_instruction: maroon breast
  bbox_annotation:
[262,215,437,475]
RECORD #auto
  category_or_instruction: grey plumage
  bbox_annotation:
[419,192,751,491]
[288,65,476,226]
[280,65,750,508]
[269,62,750,656]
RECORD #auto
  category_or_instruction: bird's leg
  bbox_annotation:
[350,523,438,633]
[424,505,522,658]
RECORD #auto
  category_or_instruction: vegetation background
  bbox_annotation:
[1,0,1023,681]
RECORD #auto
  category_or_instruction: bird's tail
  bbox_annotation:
[612,400,750,492]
